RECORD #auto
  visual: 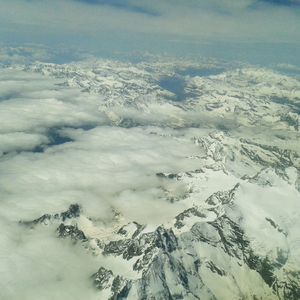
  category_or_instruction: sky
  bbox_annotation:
[0,0,300,64]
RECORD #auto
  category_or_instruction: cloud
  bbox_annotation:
[0,0,299,295]
[257,0,300,6]
[0,62,202,298]
[0,219,100,300]
[0,46,87,65]
[1,53,300,298]
[0,0,299,58]
[0,132,48,155]
[72,0,160,16]
[0,69,106,136]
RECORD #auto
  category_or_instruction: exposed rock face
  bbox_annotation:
[20,204,81,228]
[60,204,81,221]
[92,267,131,300]
[92,267,114,290]
[20,132,300,299]
[22,178,300,300]
[57,224,87,242]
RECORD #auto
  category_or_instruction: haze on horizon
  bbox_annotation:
[0,0,300,65]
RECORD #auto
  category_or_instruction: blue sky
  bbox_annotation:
[0,0,299,64]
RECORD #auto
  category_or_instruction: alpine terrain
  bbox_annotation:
[1,55,300,300]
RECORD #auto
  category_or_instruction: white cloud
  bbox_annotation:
[0,56,300,299]
[0,65,202,298]
[0,0,299,50]
[0,132,48,154]
[0,219,100,300]
[0,69,106,135]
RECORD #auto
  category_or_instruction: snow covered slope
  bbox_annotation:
[1,57,300,299]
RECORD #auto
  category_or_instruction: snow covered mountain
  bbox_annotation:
[1,56,300,299]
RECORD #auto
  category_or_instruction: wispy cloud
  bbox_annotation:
[72,0,160,16]
[0,0,299,51]
[257,0,300,6]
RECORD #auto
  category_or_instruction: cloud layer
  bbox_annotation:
[0,66,200,299]
[0,51,300,299]
[0,0,299,60]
